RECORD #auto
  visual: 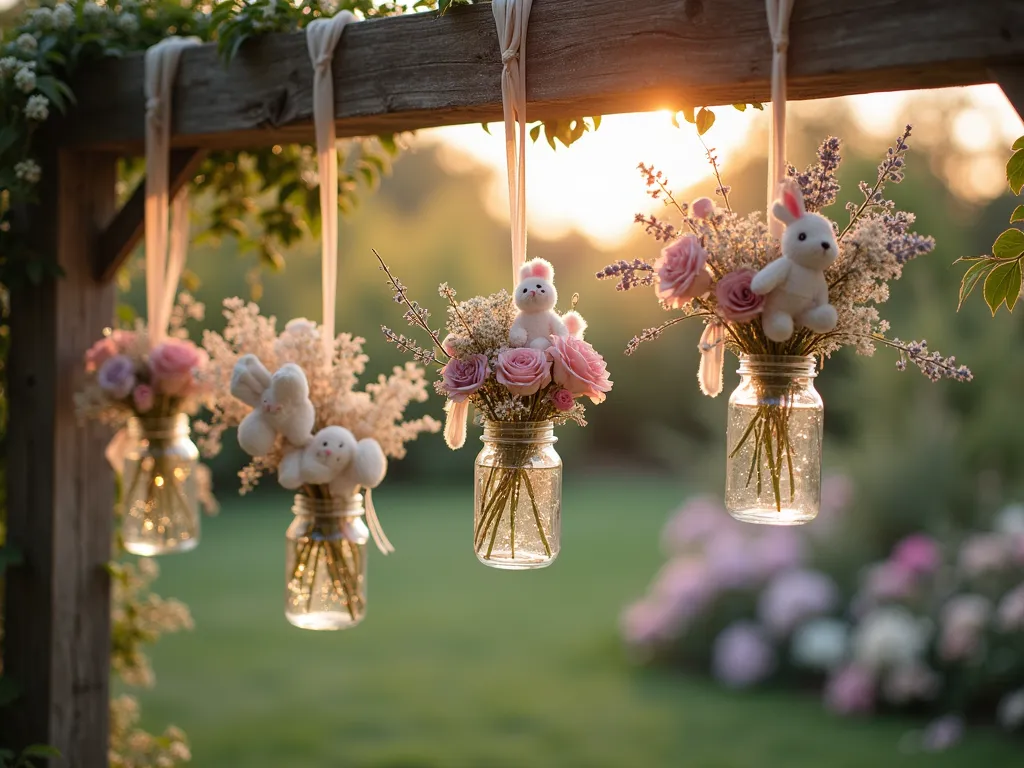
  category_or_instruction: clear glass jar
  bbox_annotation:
[474,420,562,570]
[285,493,369,630]
[121,414,201,556]
[725,355,823,525]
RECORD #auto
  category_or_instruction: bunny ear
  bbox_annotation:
[526,258,554,281]
[776,179,805,220]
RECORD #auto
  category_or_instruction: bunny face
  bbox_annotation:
[514,259,558,314]
[773,183,839,270]
[309,426,355,473]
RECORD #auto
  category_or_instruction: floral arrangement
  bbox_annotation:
[198,297,438,624]
[622,487,1024,748]
[374,250,612,566]
[598,127,971,516]
[76,293,212,553]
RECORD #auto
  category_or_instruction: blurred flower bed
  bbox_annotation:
[622,477,1024,749]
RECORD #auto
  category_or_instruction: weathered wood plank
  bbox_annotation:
[990,65,1024,122]
[69,0,1024,152]
[1,149,115,766]
[94,147,207,282]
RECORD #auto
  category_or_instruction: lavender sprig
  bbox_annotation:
[382,326,442,366]
[787,136,841,213]
[841,125,912,240]
[624,316,690,355]
[884,337,973,382]
[638,162,688,218]
[633,213,677,242]
[596,259,656,291]
[373,248,449,361]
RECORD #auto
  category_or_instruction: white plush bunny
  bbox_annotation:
[278,426,387,497]
[750,180,839,342]
[508,258,587,350]
[232,358,316,456]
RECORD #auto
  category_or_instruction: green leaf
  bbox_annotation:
[984,260,1021,315]
[680,106,695,124]
[750,102,765,110]
[480,122,491,135]
[529,124,540,143]
[20,746,61,759]
[592,115,601,130]
[0,676,20,707]
[695,107,715,136]
[732,103,747,112]
[1009,260,1023,312]
[1011,205,1024,224]
[1013,135,1024,151]
[993,228,1024,259]
[1007,148,1024,196]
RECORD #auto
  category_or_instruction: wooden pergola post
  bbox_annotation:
[2,149,117,764]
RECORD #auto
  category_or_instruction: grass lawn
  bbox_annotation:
[135,478,1019,767]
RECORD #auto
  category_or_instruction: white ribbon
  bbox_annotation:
[306,11,356,367]
[765,0,795,241]
[144,36,200,347]
[698,321,726,398]
[364,488,394,555]
[492,0,533,287]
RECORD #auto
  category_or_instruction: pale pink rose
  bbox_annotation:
[863,561,915,603]
[959,533,1013,577]
[547,335,612,404]
[712,621,777,689]
[110,329,136,351]
[939,594,992,661]
[653,235,712,308]
[892,534,942,576]
[824,664,875,715]
[85,336,118,373]
[651,558,714,620]
[440,353,489,402]
[550,388,575,411]
[691,197,715,219]
[495,347,551,396]
[132,384,154,414]
[715,269,764,323]
[149,339,204,397]
[97,355,136,399]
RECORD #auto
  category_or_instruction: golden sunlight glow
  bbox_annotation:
[426,86,1023,249]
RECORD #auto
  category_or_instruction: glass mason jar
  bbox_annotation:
[121,414,201,556]
[474,420,562,570]
[285,493,369,630]
[725,355,823,525]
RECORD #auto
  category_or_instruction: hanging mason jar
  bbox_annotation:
[474,420,562,569]
[285,493,369,630]
[725,355,823,525]
[121,413,201,556]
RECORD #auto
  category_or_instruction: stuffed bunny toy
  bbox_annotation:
[750,180,839,342]
[278,425,387,498]
[509,258,587,350]
[231,355,316,456]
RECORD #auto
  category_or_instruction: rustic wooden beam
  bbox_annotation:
[94,147,207,282]
[67,0,1024,153]
[1,149,115,766]
[990,64,1024,122]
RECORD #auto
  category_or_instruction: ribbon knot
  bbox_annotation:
[501,48,519,65]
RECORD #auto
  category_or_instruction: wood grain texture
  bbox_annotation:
[990,65,1024,120]
[68,0,1024,152]
[2,150,115,767]
[94,147,207,281]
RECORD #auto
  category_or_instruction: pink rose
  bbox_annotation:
[495,347,551,396]
[85,336,118,373]
[715,269,764,323]
[110,329,136,351]
[133,384,154,414]
[550,388,575,411]
[691,197,715,219]
[547,335,612,404]
[892,534,942,576]
[654,235,711,308]
[149,339,204,397]
[97,355,136,400]
[440,353,489,402]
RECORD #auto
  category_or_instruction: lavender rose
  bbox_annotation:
[97,354,136,399]
[496,347,551,396]
[441,353,489,402]
[654,234,711,308]
[547,335,612,404]
[715,269,764,323]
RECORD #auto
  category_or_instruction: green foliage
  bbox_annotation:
[0,744,62,768]
[957,135,1024,314]
[671,103,763,135]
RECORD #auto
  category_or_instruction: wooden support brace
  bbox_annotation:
[1,149,116,767]
[990,64,1024,123]
[94,147,208,282]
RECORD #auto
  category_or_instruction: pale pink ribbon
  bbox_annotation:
[765,0,795,241]
[144,36,200,347]
[493,0,533,287]
[698,320,726,398]
[306,11,356,368]
[363,488,394,555]
[444,399,469,450]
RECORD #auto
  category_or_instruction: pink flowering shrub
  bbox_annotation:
[622,487,1024,747]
